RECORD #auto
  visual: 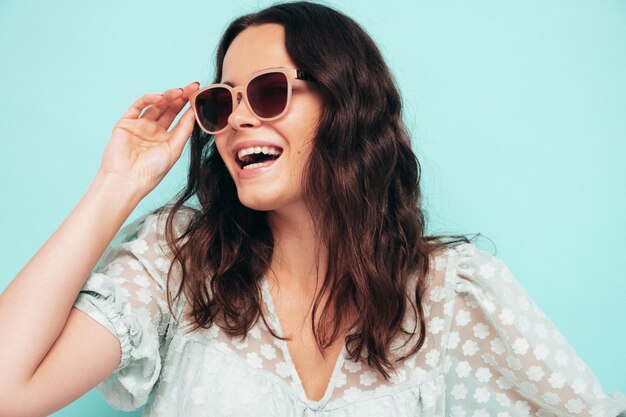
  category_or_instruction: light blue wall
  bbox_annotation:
[0,1,624,415]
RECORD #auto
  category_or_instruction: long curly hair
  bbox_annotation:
[154,1,471,380]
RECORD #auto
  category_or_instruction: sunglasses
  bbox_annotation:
[189,67,317,135]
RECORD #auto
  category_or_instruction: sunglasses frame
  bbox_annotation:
[189,67,316,135]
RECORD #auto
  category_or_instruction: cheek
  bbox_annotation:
[214,138,229,162]
[296,146,308,158]
[280,106,321,151]
[213,138,237,176]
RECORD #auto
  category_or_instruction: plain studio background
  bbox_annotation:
[0,1,624,415]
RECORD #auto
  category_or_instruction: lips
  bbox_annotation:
[236,147,282,169]
[230,140,284,179]
[235,153,282,178]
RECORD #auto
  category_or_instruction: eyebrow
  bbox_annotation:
[221,66,285,86]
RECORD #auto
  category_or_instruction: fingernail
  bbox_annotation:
[178,88,183,93]
[192,81,200,87]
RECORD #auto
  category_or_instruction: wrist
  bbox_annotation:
[90,171,146,208]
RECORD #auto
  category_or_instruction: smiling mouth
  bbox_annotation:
[237,147,283,170]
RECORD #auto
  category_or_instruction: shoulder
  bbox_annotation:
[448,242,520,305]
[428,242,512,291]
[116,205,197,247]
[434,242,539,337]
[419,242,517,317]
[145,205,197,238]
[436,241,505,271]
[96,206,198,274]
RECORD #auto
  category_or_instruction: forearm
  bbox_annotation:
[0,172,144,387]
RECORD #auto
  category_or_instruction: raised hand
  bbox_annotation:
[98,81,200,196]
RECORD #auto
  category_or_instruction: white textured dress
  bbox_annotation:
[72,210,626,416]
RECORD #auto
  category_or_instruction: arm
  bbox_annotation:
[0,174,142,417]
[442,243,626,416]
[0,83,198,417]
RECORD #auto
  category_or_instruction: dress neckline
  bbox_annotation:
[260,275,347,409]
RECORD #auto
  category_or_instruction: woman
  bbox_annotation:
[1,2,624,416]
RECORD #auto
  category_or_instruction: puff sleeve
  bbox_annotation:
[72,209,189,411]
[442,243,626,417]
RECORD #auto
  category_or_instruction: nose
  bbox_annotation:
[226,89,261,131]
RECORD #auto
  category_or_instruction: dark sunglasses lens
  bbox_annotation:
[247,72,288,118]
[195,87,232,132]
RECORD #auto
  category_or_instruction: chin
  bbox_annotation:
[236,192,281,212]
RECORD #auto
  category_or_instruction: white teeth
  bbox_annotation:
[237,146,282,160]
[242,161,274,170]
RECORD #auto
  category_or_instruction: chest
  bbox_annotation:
[167,276,444,414]
[270,289,349,402]
[152,329,443,416]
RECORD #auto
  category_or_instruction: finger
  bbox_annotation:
[168,107,196,159]
[156,95,189,130]
[181,81,201,99]
[121,94,164,120]
[114,118,168,142]
[156,82,200,129]
[139,88,183,121]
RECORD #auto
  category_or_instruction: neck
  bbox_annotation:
[267,204,327,297]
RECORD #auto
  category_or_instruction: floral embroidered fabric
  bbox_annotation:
[72,210,626,416]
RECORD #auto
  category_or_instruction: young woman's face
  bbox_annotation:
[214,23,323,214]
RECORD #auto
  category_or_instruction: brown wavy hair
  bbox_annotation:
[153,1,473,380]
